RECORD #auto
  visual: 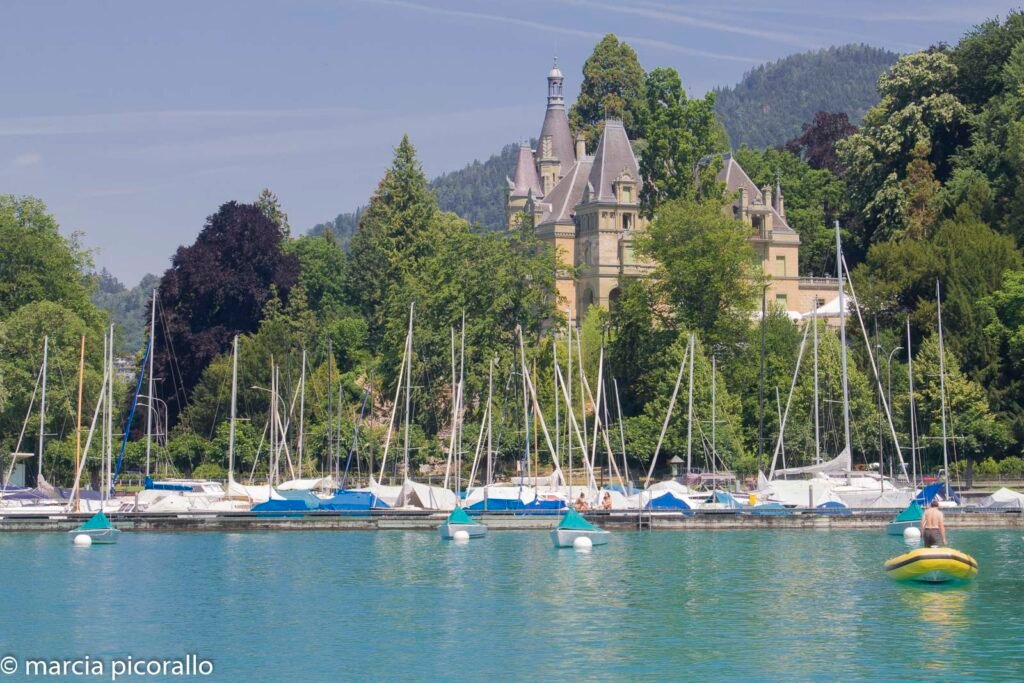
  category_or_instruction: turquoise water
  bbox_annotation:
[1,529,1022,681]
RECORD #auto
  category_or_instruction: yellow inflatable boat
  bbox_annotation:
[884,547,978,583]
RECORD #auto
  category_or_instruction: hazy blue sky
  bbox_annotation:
[2,0,1018,283]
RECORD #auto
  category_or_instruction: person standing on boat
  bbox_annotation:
[921,499,947,547]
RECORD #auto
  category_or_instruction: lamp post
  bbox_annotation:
[886,345,903,418]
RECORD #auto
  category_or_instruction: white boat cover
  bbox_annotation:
[463,485,537,507]
[277,477,336,491]
[394,479,457,510]
[978,487,1024,509]
[771,447,852,478]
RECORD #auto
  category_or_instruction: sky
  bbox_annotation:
[2,0,1019,284]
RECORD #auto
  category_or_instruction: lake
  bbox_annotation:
[1,528,1021,681]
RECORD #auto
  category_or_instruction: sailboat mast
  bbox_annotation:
[685,335,695,475]
[458,311,465,498]
[75,335,85,513]
[38,336,48,481]
[146,289,156,478]
[327,338,333,481]
[906,319,917,489]
[403,302,414,480]
[613,378,627,487]
[813,306,820,465]
[107,325,114,501]
[487,358,493,486]
[228,335,238,485]
[711,356,717,478]
[520,322,531,484]
[553,335,559,470]
[936,281,951,499]
[567,308,573,491]
[298,349,306,479]
[102,331,108,500]
[836,221,853,461]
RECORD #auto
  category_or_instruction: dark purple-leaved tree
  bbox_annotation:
[153,201,299,429]
[784,111,857,176]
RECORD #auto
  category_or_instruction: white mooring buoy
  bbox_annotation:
[73,534,93,547]
[903,527,921,544]
[453,529,470,543]
[573,536,593,552]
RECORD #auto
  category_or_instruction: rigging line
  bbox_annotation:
[157,298,189,413]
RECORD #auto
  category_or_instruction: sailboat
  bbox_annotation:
[439,505,487,540]
[376,303,458,510]
[761,223,914,508]
[550,508,610,548]
[68,510,120,543]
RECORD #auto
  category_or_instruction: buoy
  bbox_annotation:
[903,527,921,542]
[73,534,92,547]
[573,536,593,552]
[453,529,470,542]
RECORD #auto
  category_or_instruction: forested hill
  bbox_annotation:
[714,44,898,149]
[430,142,523,230]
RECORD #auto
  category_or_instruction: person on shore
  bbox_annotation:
[574,493,589,511]
[601,492,612,510]
[921,499,947,547]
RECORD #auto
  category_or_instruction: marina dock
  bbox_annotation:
[5,507,1020,533]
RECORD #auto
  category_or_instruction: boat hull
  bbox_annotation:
[550,528,610,548]
[68,527,121,544]
[884,547,978,583]
[438,522,487,540]
[886,520,918,536]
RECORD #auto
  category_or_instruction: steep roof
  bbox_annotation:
[587,120,640,203]
[537,157,594,227]
[538,105,576,170]
[717,153,794,233]
[508,144,543,198]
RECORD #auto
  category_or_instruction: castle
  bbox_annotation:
[506,62,839,321]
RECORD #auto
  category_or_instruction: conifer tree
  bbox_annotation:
[568,34,647,152]
[345,135,437,347]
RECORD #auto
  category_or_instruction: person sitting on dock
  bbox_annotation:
[601,492,612,510]
[574,493,590,511]
[921,499,947,547]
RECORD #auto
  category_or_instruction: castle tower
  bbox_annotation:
[507,143,544,227]
[537,60,575,195]
[572,119,649,313]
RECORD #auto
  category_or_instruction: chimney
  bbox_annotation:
[575,132,586,159]
[762,185,773,210]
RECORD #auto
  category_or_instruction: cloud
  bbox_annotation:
[556,0,816,48]
[10,152,41,169]
[348,0,763,63]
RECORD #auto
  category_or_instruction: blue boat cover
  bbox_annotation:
[915,482,961,505]
[252,499,315,512]
[277,490,322,507]
[447,507,474,524]
[557,509,599,531]
[144,477,193,492]
[713,491,742,508]
[522,498,566,511]
[750,503,791,515]
[817,501,851,514]
[78,511,114,530]
[319,491,387,510]
[894,501,924,522]
[466,498,525,511]
[645,492,691,510]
